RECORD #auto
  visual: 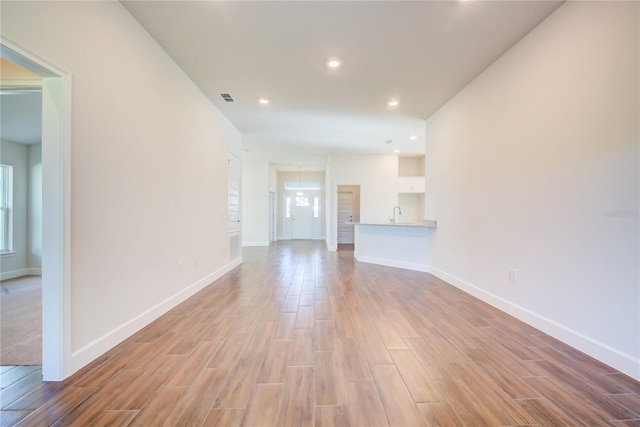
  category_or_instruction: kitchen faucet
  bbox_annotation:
[390,206,402,222]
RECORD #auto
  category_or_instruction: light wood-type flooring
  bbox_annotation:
[2,241,639,426]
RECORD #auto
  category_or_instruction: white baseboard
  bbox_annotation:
[242,241,270,247]
[70,257,243,374]
[355,253,429,273]
[428,265,640,381]
[1,268,42,281]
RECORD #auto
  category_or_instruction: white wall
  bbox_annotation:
[327,154,398,250]
[0,139,29,279]
[28,143,42,271]
[242,160,270,246]
[2,1,241,375]
[425,1,639,379]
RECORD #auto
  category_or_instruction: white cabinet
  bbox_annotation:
[398,176,425,193]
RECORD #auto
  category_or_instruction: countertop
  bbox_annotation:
[347,219,437,228]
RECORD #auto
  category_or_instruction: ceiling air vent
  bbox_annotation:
[220,93,235,103]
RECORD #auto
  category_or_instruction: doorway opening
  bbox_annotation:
[337,185,360,250]
[0,57,43,367]
[1,40,71,381]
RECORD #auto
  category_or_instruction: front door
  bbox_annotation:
[292,194,313,239]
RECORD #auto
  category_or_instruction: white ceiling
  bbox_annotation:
[124,1,563,169]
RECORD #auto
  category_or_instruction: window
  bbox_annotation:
[295,197,309,207]
[313,197,319,218]
[284,181,321,191]
[285,197,291,218]
[0,164,13,253]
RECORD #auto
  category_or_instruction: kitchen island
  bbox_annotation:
[351,220,437,272]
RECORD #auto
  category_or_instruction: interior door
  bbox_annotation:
[337,191,354,244]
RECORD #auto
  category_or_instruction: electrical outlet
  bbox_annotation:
[193,258,198,267]
[509,268,517,283]
[178,261,183,273]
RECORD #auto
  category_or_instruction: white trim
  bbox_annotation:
[0,251,16,258]
[1,36,72,381]
[0,268,41,281]
[242,241,270,247]
[354,253,429,273]
[428,265,640,381]
[70,258,243,373]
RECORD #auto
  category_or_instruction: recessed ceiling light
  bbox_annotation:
[394,149,400,153]
[388,100,399,107]
[410,135,417,140]
[259,98,270,105]
[327,58,342,69]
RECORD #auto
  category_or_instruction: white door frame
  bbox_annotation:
[269,190,276,242]
[1,38,72,381]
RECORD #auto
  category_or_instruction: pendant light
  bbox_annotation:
[296,166,304,196]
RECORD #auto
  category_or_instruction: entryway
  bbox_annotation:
[1,40,71,381]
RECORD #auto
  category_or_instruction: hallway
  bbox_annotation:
[1,241,639,426]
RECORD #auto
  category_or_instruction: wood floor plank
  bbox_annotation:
[166,340,221,386]
[466,348,540,399]
[375,320,408,350]
[274,313,297,339]
[405,337,459,380]
[438,379,503,427]
[69,342,151,388]
[605,393,640,420]
[384,311,421,338]
[0,366,39,390]
[315,406,351,427]
[242,383,283,427]
[52,368,145,426]
[314,320,337,352]
[300,292,315,307]
[290,328,314,366]
[315,300,331,321]
[532,359,638,422]
[389,349,441,403]
[282,295,300,313]
[345,381,388,427]
[207,332,250,370]
[214,347,266,408]
[295,306,315,329]
[315,351,347,406]
[109,355,185,410]
[516,397,583,427]
[14,386,97,427]
[280,367,314,427]
[336,339,373,382]
[257,339,291,384]
[0,370,42,410]
[416,402,464,426]
[0,410,31,427]
[87,410,137,427]
[3,381,65,411]
[166,368,229,425]
[451,362,535,426]
[371,364,424,427]
[201,408,244,427]
[522,375,614,425]
[128,386,188,426]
